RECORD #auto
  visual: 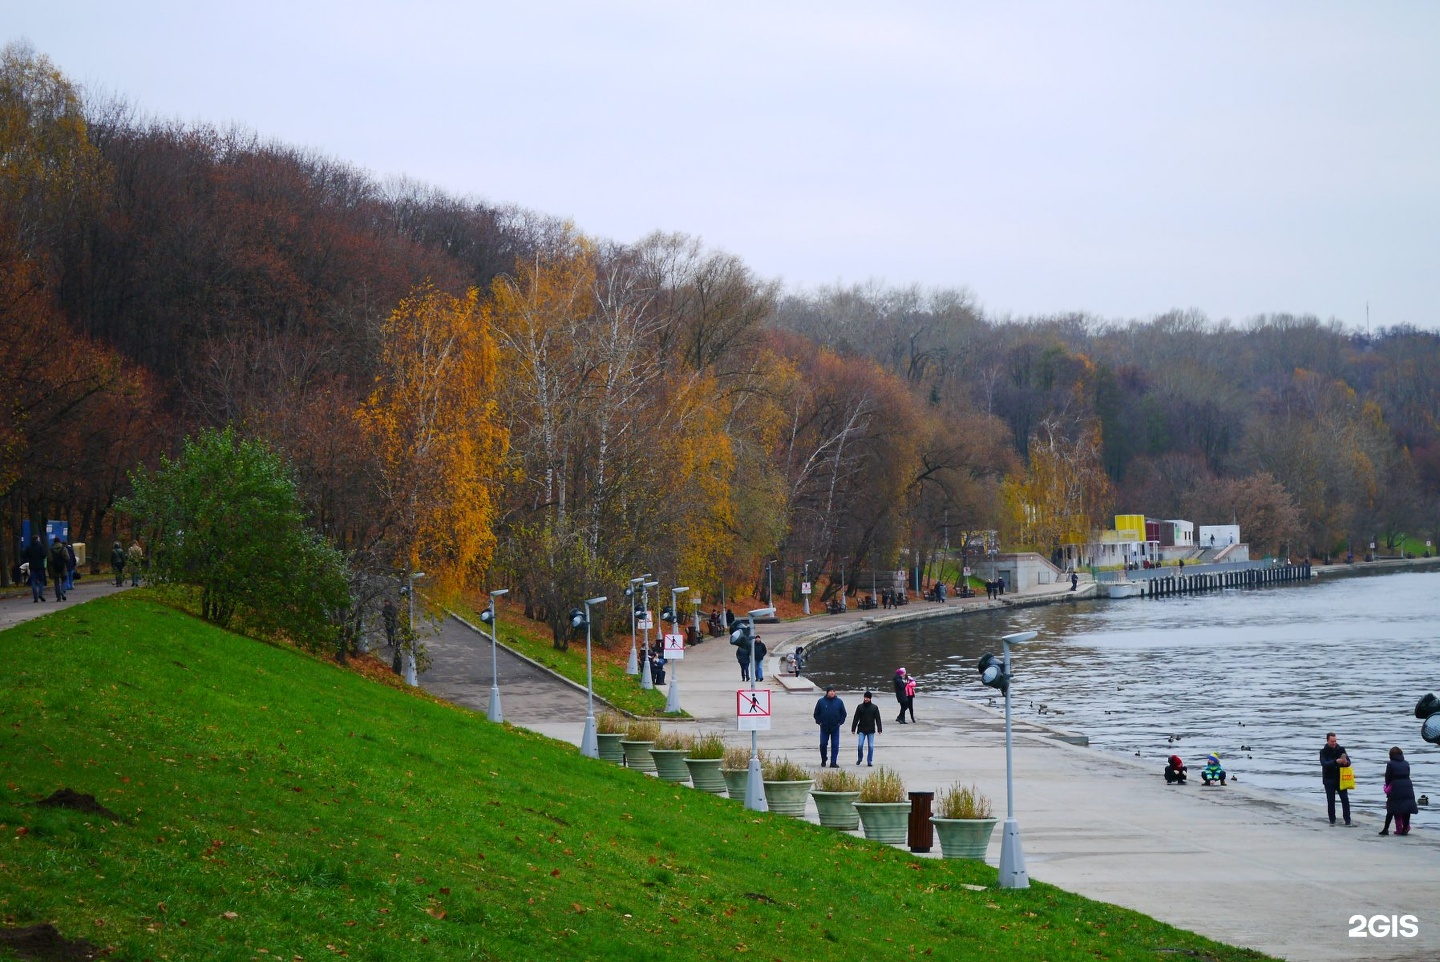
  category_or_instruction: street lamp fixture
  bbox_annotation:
[639,580,659,690]
[664,586,689,713]
[803,558,813,615]
[624,575,650,675]
[573,595,608,758]
[730,606,775,812]
[978,628,1037,889]
[765,560,778,607]
[478,588,508,723]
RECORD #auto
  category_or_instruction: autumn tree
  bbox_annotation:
[1001,419,1114,557]
[356,282,506,597]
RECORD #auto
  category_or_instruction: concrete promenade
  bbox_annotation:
[454,581,1440,962]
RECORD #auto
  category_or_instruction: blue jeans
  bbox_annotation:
[856,732,875,764]
[756,658,764,681]
[29,568,44,601]
[819,725,840,765]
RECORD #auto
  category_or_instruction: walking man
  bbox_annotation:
[735,641,751,682]
[1320,731,1353,826]
[47,536,69,602]
[127,540,144,586]
[852,690,882,766]
[24,535,47,602]
[753,636,767,681]
[110,540,126,587]
[813,686,847,768]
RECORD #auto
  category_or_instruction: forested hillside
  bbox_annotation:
[3,42,1436,640]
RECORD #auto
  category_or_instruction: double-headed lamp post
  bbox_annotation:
[730,606,775,812]
[664,585,690,713]
[978,629,1038,889]
[478,588,509,723]
[624,574,650,675]
[570,596,608,758]
[639,580,659,690]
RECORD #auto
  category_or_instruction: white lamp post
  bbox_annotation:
[664,585,689,713]
[980,629,1037,889]
[731,606,775,812]
[639,580,658,690]
[803,558,812,615]
[478,588,508,722]
[572,596,607,758]
[624,574,649,675]
[765,559,778,607]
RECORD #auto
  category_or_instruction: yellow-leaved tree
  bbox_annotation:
[1001,418,1113,557]
[357,282,507,597]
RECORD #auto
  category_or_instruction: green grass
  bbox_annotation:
[0,595,1274,961]
[448,599,670,717]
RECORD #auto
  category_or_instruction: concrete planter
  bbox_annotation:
[649,749,691,784]
[721,768,749,800]
[619,739,656,773]
[810,790,860,830]
[930,817,998,860]
[762,779,814,818]
[684,757,727,794]
[596,733,626,765]
[854,801,911,844]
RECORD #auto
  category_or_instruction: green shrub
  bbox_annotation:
[936,781,993,819]
[814,768,860,793]
[858,766,906,802]
[761,755,810,782]
[597,710,628,734]
[687,731,727,760]
[625,718,661,742]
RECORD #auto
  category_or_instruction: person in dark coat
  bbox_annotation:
[851,691,882,766]
[813,686,847,768]
[47,537,69,602]
[1164,754,1188,784]
[735,641,751,682]
[1319,732,1353,826]
[1381,746,1419,835]
[753,637,768,681]
[649,639,666,686]
[23,536,47,602]
[110,540,126,587]
[893,667,909,723]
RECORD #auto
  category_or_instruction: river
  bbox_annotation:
[805,568,1440,818]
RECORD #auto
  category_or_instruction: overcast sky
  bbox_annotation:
[8,2,1439,329]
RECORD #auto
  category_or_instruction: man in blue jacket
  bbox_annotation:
[813,686,848,768]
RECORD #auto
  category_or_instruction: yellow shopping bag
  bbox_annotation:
[1338,766,1356,791]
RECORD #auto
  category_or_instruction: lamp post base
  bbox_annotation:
[625,646,638,675]
[580,714,598,758]
[665,676,681,713]
[640,668,653,690]
[743,755,768,812]
[998,817,1028,888]
[487,685,502,724]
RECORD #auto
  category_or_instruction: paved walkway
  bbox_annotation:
[0,575,129,630]
[437,581,1440,962]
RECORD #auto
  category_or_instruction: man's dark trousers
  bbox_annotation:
[819,725,840,766]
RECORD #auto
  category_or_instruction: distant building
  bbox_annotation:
[1198,525,1240,548]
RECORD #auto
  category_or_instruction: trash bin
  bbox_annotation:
[908,790,935,853]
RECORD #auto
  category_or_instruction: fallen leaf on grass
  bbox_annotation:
[424,906,446,920]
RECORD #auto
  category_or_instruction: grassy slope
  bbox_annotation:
[0,596,1272,962]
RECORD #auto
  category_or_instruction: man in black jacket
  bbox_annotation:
[813,686,847,768]
[23,536,47,602]
[1320,732,1352,826]
[851,691,882,766]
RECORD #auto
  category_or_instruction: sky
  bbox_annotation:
[7,1,1440,329]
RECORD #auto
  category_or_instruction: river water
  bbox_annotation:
[806,568,1440,818]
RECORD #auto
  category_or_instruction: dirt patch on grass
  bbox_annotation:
[0,923,104,960]
[33,789,125,823]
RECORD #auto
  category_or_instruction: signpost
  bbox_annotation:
[663,632,685,660]
[737,688,771,731]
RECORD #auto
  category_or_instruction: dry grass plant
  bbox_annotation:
[722,745,759,770]
[624,718,661,743]
[813,768,861,793]
[596,710,628,735]
[761,755,811,782]
[858,766,906,802]
[652,729,691,751]
[687,732,727,760]
[936,781,993,819]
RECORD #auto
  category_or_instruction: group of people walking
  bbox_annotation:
[809,666,919,768]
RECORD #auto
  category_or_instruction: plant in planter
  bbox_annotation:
[853,767,909,844]
[810,767,862,830]
[620,718,661,773]
[930,782,998,860]
[761,755,814,817]
[649,730,693,783]
[720,745,761,800]
[684,731,728,794]
[595,711,628,764]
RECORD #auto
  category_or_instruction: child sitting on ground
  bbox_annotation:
[1164,754,1188,784]
[1201,752,1227,786]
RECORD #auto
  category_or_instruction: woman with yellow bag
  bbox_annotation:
[1320,732,1353,826]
